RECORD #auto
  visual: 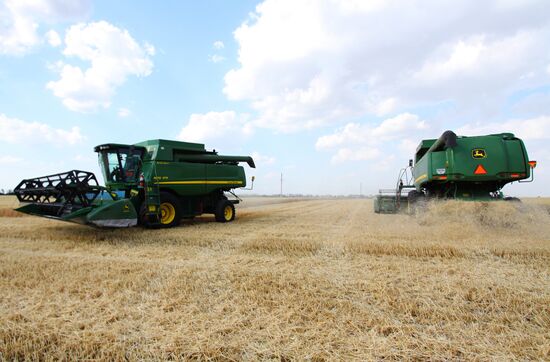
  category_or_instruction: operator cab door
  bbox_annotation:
[98,146,144,185]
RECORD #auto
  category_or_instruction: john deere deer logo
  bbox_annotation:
[472,149,487,159]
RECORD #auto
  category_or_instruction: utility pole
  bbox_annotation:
[280,172,283,197]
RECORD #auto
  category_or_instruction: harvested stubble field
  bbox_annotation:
[1,195,549,360]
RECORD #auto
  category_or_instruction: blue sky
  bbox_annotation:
[1,0,549,196]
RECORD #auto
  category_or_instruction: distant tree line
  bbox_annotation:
[0,189,14,195]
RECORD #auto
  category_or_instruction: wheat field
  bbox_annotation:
[0,195,549,360]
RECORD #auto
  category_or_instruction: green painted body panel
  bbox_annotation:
[85,199,137,227]
[135,139,206,162]
[412,133,530,198]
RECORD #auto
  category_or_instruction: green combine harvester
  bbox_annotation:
[14,139,255,228]
[375,131,537,213]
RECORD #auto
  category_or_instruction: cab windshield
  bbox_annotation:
[98,148,142,183]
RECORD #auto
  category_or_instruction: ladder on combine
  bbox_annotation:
[142,163,162,226]
[144,183,161,225]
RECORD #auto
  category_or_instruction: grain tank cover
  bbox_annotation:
[134,139,255,167]
[135,139,208,162]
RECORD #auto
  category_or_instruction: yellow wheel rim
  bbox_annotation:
[224,205,233,221]
[160,202,176,225]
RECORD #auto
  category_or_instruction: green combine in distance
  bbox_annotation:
[375,131,537,214]
[14,139,255,228]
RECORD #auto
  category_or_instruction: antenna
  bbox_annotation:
[280,172,283,197]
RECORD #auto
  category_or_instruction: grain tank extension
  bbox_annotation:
[374,131,537,213]
[14,139,255,228]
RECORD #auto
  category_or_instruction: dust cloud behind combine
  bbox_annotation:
[1,196,549,360]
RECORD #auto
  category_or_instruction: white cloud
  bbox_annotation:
[223,0,550,132]
[0,155,22,164]
[512,91,550,117]
[316,113,430,163]
[251,151,275,166]
[117,107,131,118]
[457,115,550,141]
[0,0,90,55]
[45,29,61,47]
[330,147,381,164]
[0,113,84,145]
[213,40,224,50]
[143,41,155,56]
[209,54,225,63]
[316,113,427,150]
[412,31,543,103]
[178,111,252,143]
[47,21,154,112]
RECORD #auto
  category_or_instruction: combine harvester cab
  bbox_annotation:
[374,131,537,214]
[14,139,255,228]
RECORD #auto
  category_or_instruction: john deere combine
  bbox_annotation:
[14,139,255,228]
[375,131,537,213]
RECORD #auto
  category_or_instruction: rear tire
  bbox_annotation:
[215,200,235,222]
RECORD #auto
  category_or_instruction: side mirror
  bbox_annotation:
[251,176,255,182]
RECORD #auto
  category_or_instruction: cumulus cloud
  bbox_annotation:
[224,0,550,132]
[209,41,225,63]
[45,29,61,47]
[47,21,154,112]
[0,155,22,164]
[0,113,83,145]
[318,113,550,164]
[209,54,225,63]
[251,151,275,166]
[457,115,550,141]
[330,147,382,163]
[178,111,252,143]
[117,107,131,118]
[0,0,90,55]
[316,113,430,163]
[316,113,427,149]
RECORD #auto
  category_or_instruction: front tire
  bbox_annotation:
[408,190,423,204]
[407,190,426,212]
[159,192,182,228]
[215,200,235,222]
